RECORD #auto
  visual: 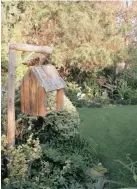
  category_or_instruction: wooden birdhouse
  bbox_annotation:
[20,64,66,117]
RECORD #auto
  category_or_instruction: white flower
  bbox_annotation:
[77,92,82,97]
[81,93,86,99]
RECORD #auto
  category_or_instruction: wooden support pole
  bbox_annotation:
[9,43,53,54]
[7,50,16,149]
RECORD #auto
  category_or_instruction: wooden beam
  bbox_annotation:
[7,50,16,148]
[9,43,53,54]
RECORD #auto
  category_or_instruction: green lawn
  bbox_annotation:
[78,106,137,187]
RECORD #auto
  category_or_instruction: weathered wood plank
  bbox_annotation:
[20,69,31,87]
[23,72,30,115]
[9,43,53,54]
[33,67,49,89]
[7,50,16,148]
[33,66,66,92]
[56,89,64,111]
[34,67,53,91]
[20,79,25,113]
[42,65,67,90]
[29,72,37,115]
[38,87,46,116]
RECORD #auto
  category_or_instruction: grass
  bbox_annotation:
[78,105,137,187]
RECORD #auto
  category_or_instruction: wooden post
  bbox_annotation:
[7,50,16,148]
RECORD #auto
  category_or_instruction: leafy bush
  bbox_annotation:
[1,134,41,183]
[96,65,137,105]
[119,66,137,90]
[65,82,83,107]
[2,135,108,189]
[2,88,109,189]
[116,80,133,100]
[114,79,137,105]
[65,81,109,108]
[113,66,137,105]
[25,110,80,144]
[14,88,80,143]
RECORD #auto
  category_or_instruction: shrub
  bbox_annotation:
[114,79,137,105]
[1,134,41,183]
[26,110,80,144]
[14,89,80,143]
[65,82,82,107]
[65,81,109,108]
[97,65,137,105]
[119,66,137,90]
[2,89,108,189]
[2,135,107,189]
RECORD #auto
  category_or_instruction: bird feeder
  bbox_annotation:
[20,64,66,117]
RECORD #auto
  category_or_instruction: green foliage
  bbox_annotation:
[115,154,137,185]
[1,134,41,182]
[118,66,137,89]
[1,2,29,86]
[116,80,132,99]
[2,134,104,189]
[2,2,137,188]
[2,2,27,35]
[2,1,137,106]
[1,42,8,69]
[2,87,108,189]
[25,111,80,143]
[14,88,80,143]
[32,137,97,188]
[65,82,82,107]
[113,66,137,104]
[19,2,128,71]
[65,79,110,108]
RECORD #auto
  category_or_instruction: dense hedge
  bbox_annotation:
[2,89,108,189]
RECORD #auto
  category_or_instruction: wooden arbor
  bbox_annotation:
[7,43,53,148]
[20,64,66,117]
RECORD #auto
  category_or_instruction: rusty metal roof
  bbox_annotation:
[22,64,66,92]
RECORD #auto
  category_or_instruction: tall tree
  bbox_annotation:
[2,1,137,76]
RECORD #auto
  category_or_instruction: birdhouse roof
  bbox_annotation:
[22,64,66,92]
